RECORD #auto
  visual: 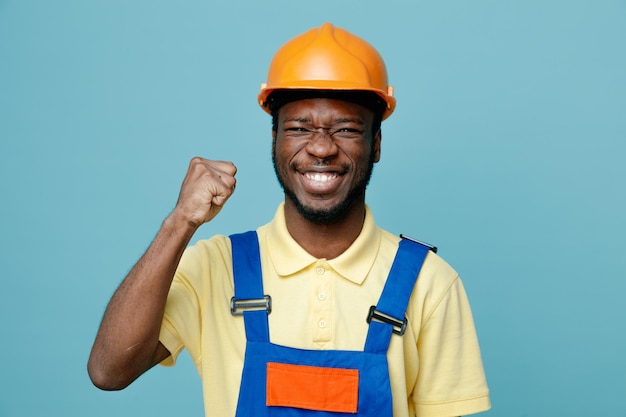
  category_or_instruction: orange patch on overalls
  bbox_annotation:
[266,362,359,413]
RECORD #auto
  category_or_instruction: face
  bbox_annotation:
[272,98,381,224]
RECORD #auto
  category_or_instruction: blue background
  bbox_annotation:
[1,1,625,416]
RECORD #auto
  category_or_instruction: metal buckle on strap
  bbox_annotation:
[366,305,408,335]
[399,234,438,253]
[230,295,272,316]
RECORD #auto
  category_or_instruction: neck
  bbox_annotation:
[283,199,366,259]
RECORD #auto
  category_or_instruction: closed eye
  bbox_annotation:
[331,128,364,139]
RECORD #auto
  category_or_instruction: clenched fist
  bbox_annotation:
[172,157,237,228]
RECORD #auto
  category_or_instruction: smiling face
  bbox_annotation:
[272,98,381,225]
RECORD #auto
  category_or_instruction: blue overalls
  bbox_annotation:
[229,231,433,417]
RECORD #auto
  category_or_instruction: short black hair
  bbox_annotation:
[269,89,384,137]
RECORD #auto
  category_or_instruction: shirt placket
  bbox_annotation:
[311,260,333,346]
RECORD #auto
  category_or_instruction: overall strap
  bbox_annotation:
[230,231,270,343]
[364,237,431,353]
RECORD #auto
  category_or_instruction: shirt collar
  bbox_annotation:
[265,203,381,285]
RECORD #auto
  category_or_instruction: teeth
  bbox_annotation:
[306,173,337,182]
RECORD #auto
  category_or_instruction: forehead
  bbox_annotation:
[278,98,374,125]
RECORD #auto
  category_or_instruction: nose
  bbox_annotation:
[306,129,338,159]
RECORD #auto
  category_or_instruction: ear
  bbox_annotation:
[372,129,382,163]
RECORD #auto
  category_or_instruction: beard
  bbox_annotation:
[272,142,375,225]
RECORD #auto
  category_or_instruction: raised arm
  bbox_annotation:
[87,157,236,390]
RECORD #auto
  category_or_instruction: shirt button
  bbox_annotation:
[318,292,327,301]
[318,320,327,328]
[316,267,325,275]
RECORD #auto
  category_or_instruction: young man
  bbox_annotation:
[88,23,491,417]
